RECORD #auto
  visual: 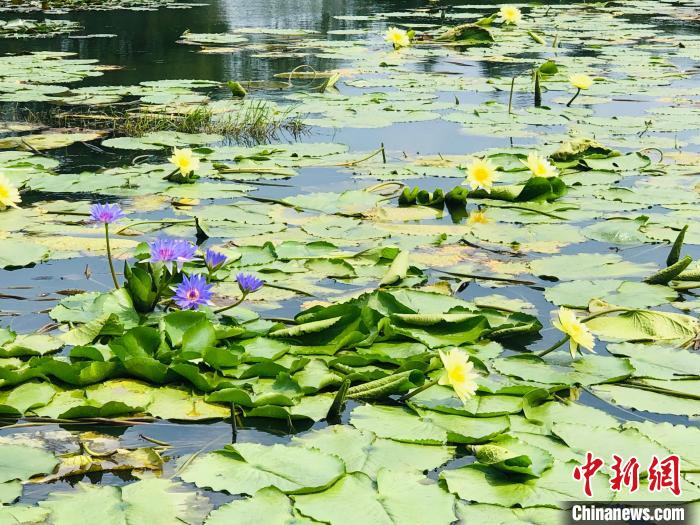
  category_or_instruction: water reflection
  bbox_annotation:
[0,0,548,87]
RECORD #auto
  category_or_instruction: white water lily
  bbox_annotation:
[169,147,200,176]
[466,158,497,193]
[569,73,593,90]
[500,5,522,24]
[0,174,20,210]
[523,152,558,178]
[553,307,596,358]
[385,27,410,49]
[438,348,479,403]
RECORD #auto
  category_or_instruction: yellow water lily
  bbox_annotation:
[385,27,410,49]
[523,152,558,178]
[569,73,593,90]
[468,210,489,225]
[552,307,596,358]
[500,5,522,25]
[169,147,200,176]
[466,158,497,193]
[438,348,479,403]
[0,174,21,210]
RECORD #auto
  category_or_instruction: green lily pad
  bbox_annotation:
[179,442,345,495]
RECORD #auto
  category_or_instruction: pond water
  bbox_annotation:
[1,0,700,521]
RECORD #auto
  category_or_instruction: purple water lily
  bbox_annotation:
[204,249,227,271]
[90,203,124,290]
[173,274,213,310]
[90,203,125,224]
[147,238,197,268]
[236,272,264,294]
[213,272,264,315]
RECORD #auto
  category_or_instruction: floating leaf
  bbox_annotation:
[179,443,345,495]
[0,444,58,483]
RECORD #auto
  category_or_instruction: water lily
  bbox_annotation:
[89,203,125,224]
[204,249,227,272]
[523,152,558,178]
[89,203,125,290]
[553,307,595,358]
[173,274,213,310]
[213,272,264,315]
[569,73,593,90]
[438,348,479,403]
[466,158,497,193]
[500,5,522,25]
[468,210,489,225]
[237,272,264,294]
[169,147,200,177]
[567,74,593,107]
[385,27,410,49]
[147,238,197,270]
[0,174,21,210]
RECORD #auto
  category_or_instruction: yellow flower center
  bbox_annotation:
[447,364,466,383]
[500,5,521,23]
[570,74,593,90]
[0,178,19,208]
[469,211,488,225]
[533,160,547,176]
[566,322,584,338]
[386,28,410,48]
[472,166,491,183]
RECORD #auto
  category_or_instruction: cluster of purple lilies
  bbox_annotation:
[89,203,264,311]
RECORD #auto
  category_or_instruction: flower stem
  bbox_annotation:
[104,223,120,290]
[508,76,515,114]
[114,219,195,235]
[536,307,631,357]
[399,378,439,402]
[335,147,385,167]
[537,335,569,357]
[566,87,581,107]
[622,380,700,401]
[214,293,248,315]
[580,307,631,323]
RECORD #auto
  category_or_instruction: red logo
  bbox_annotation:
[573,452,604,497]
[648,455,681,497]
[610,455,640,493]
[573,453,682,497]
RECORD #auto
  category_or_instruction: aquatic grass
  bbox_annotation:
[218,100,307,145]
[15,101,307,146]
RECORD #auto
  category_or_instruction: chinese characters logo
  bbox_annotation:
[573,452,681,497]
